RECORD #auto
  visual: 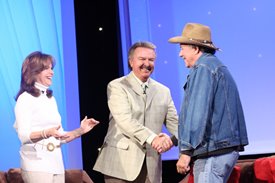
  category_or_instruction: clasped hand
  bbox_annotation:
[151,133,173,153]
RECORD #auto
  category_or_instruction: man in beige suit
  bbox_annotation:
[93,41,178,183]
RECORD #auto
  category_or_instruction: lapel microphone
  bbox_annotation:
[143,85,148,94]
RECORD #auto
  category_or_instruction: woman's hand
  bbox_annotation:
[46,125,62,138]
[80,116,100,134]
[60,116,99,143]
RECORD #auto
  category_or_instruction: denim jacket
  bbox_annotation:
[179,53,248,157]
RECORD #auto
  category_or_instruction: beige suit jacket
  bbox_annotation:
[93,72,178,183]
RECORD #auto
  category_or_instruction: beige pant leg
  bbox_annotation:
[21,170,65,183]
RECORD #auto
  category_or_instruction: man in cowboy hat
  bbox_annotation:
[169,23,249,183]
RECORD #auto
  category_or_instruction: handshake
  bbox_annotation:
[151,133,177,153]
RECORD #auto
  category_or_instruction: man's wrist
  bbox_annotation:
[170,135,178,146]
[147,134,157,145]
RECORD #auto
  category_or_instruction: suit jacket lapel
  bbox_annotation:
[145,79,157,108]
[125,72,156,104]
[125,72,144,96]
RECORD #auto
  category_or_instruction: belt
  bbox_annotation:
[195,146,243,159]
[35,142,61,152]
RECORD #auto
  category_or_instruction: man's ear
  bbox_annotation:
[195,46,200,54]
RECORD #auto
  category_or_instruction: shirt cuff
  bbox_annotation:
[146,134,157,145]
[19,131,33,144]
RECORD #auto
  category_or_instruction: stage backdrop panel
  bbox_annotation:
[0,0,81,170]
[118,0,275,160]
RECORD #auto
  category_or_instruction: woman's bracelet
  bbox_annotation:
[43,129,48,139]
[41,130,45,139]
[41,129,48,139]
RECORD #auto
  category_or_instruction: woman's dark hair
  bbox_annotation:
[15,51,55,101]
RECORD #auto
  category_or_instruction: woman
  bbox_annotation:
[14,51,99,183]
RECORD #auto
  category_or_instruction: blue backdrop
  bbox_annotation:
[1,0,275,169]
[0,0,82,170]
[118,0,275,160]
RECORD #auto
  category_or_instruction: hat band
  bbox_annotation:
[189,38,212,44]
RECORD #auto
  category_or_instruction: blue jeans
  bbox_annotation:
[193,151,239,183]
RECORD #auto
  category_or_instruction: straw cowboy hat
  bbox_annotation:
[168,23,219,50]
